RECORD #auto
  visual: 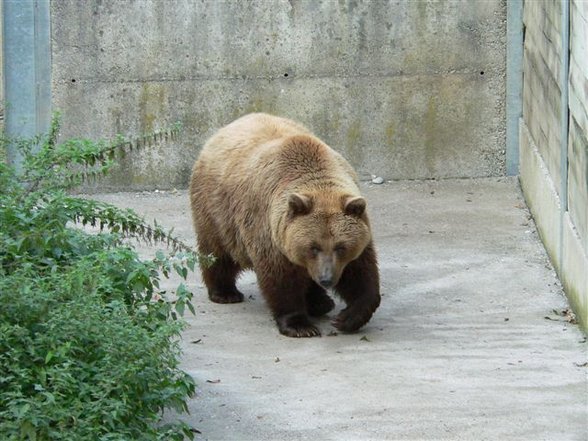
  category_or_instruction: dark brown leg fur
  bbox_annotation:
[256,263,320,338]
[306,282,335,317]
[201,254,244,304]
[332,243,381,333]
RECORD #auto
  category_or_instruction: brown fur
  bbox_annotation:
[189,113,380,337]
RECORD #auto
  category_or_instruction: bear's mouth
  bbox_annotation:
[318,278,334,289]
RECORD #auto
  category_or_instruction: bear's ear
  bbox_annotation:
[288,193,313,217]
[343,196,366,217]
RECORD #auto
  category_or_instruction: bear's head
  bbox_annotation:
[281,192,371,289]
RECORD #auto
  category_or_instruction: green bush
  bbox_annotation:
[0,117,204,440]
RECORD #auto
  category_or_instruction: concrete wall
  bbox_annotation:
[50,0,506,190]
[520,0,588,330]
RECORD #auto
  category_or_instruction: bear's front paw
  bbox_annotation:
[332,302,378,333]
[209,288,245,304]
[276,313,321,338]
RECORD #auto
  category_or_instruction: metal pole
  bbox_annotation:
[506,0,523,176]
[558,0,570,267]
[2,0,51,172]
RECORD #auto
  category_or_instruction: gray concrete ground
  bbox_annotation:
[92,177,587,441]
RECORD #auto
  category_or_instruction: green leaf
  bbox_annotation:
[175,301,185,317]
[20,420,36,441]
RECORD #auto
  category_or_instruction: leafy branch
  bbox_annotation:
[3,114,192,253]
[15,113,182,198]
[0,114,202,439]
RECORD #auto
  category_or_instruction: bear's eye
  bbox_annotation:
[334,244,346,254]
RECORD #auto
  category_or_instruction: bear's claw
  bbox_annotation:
[276,313,321,338]
[209,288,245,304]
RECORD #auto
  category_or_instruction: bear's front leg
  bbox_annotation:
[332,243,381,333]
[256,265,320,338]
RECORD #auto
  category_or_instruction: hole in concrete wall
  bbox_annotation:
[284,73,289,78]
[480,71,485,75]
[71,79,76,83]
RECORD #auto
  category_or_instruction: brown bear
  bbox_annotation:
[189,113,380,337]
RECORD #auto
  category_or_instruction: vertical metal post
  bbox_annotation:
[558,0,570,267]
[2,0,51,171]
[506,0,523,176]
[559,0,570,214]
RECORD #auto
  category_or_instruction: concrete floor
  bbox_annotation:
[93,177,587,441]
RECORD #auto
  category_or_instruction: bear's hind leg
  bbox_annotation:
[306,282,335,317]
[201,254,244,304]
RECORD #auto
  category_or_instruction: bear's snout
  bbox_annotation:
[316,254,337,289]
